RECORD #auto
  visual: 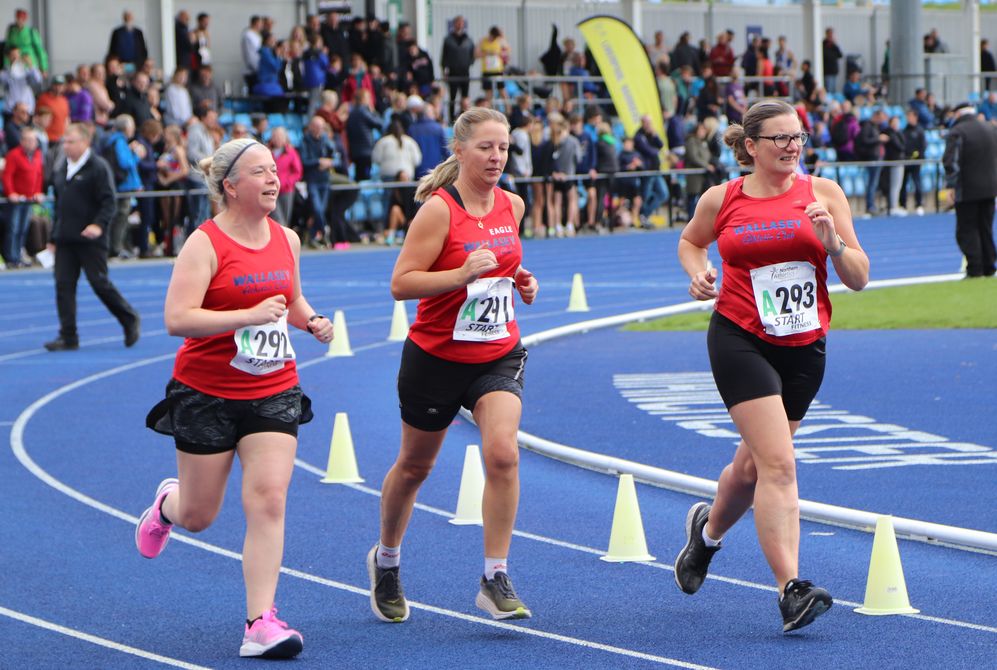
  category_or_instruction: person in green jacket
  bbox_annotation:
[4,8,48,74]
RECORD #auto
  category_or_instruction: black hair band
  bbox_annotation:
[219,141,261,185]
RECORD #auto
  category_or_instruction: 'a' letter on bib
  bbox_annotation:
[453,277,515,342]
[749,261,820,337]
[231,312,297,375]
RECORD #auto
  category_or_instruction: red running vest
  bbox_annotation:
[408,187,523,363]
[172,218,300,399]
[714,174,832,346]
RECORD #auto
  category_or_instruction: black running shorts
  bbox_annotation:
[146,379,313,454]
[398,338,527,432]
[707,311,826,421]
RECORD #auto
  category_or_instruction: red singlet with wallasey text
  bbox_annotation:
[714,174,832,346]
[408,187,523,363]
[172,218,300,399]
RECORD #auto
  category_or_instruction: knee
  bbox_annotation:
[757,456,797,488]
[483,441,519,478]
[245,483,288,522]
[395,458,434,487]
[178,509,218,533]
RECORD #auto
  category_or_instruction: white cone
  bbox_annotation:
[326,309,353,357]
[450,444,485,525]
[388,301,409,341]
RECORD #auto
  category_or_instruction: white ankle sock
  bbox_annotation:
[484,557,507,580]
[376,543,401,569]
[702,526,722,547]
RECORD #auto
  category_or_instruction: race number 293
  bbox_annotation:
[750,261,820,337]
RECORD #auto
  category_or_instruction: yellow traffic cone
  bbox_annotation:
[854,516,919,615]
[388,300,409,341]
[320,412,364,484]
[600,474,655,562]
[449,444,484,526]
[325,309,353,357]
[567,272,590,312]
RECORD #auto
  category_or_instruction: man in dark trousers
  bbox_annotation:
[943,103,997,278]
[44,123,140,351]
[440,15,475,123]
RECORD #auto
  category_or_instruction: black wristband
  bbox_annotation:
[308,314,326,323]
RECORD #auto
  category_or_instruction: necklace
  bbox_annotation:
[454,183,487,228]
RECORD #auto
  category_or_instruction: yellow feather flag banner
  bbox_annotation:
[578,15,665,147]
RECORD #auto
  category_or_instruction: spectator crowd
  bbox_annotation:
[0,6,991,269]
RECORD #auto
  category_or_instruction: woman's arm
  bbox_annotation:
[678,183,725,300]
[390,195,497,300]
[283,226,333,342]
[811,177,870,291]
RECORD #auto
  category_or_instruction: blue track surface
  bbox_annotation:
[2,214,995,669]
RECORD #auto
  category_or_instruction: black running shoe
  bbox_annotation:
[366,545,409,622]
[674,502,722,594]
[780,579,833,632]
[475,572,532,620]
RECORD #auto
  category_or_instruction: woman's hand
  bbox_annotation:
[515,266,538,304]
[689,267,718,300]
[460,249,499,285]
[246,294,287,325]
[306,315,334,344]
[805,201,839,253]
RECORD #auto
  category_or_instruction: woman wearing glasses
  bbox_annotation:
[673,99,869,633]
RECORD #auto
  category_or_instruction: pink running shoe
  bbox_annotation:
[239,607,303,658]
[135,478,178,559]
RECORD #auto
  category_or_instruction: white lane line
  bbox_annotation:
[294,461,997,635]
[8,356,719,669]
[0,605,211,670]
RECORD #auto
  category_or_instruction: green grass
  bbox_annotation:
[624,279,997,331]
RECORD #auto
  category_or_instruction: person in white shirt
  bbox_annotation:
[163,68,193,127]
[241,15,263,92]
[373,118,422,245]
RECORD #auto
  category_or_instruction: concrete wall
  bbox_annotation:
[0,0,992,101]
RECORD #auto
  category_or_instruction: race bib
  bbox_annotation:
[484,53,503,72]
[749,261,820,337]
[453,277,515,342]
[231,313,296,375]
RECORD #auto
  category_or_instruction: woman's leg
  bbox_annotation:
[237,432,297,620]
[726,396,800,590]
[160,449,236,532]
[472,392,521,559]
[378,423,448,547]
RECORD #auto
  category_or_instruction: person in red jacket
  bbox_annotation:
[674,99,869,633]
[2,126,45,267]
[136,138,334,659]
[367,107,539,624]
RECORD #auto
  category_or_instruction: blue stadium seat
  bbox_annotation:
[267,113,286,128]
[287,128,303,146]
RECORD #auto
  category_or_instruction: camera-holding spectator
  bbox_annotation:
[0,46,43,114]
[2,127,45,268]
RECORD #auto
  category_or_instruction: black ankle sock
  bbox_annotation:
[158,494,172,525]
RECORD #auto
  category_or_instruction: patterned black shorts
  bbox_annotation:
[146,379,313,454]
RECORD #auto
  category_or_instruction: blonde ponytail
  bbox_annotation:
[414,154,460,202]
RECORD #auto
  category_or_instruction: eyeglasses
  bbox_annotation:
[754,133,809,149]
